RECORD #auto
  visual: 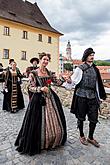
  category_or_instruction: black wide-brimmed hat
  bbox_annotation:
[82,48,95,62]
[30,57,39,64]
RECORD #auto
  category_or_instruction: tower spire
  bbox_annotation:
[66,40,72,60]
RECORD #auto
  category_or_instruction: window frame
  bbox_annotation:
[3,26,10,36]
[38,34,42,42]
[3,49,9,59]
[48,36,52,43]
[21,51,27,60]
[22,31,28,39]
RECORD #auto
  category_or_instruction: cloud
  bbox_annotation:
[28,0,110,59]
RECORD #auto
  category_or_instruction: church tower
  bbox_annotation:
[66,40,72,60]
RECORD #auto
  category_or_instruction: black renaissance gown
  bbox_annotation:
[2,70,25,113]
[15,70,67,155]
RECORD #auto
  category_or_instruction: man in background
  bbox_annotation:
[25,57,39,78]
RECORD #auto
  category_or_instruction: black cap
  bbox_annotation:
[9,59,14,64]
[82,48,95,62]
[30,57,39,64]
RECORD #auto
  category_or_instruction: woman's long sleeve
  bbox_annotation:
[28,73,41,93]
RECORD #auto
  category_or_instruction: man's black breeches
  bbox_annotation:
[76,96,99,123]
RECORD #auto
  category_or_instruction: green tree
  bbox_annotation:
[94,60,110,66]
[64,63,73,71]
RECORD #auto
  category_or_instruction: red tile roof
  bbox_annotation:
[101,73,110,80]
[97,66,110,73]
[97,66,110,69]
[72,59,82,65]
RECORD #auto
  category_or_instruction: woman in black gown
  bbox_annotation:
[2,62,25,113]
[15,53,67,155]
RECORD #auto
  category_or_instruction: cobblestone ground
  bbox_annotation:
[0,84,110,165]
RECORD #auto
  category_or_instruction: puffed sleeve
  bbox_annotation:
[28,72,41,93]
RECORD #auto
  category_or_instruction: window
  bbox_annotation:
[21,51,26,60]
[23,31,28,39]
[4,26,10,36]
[48,36,51,43]
[38,34,42,42]
[3,49,9,59]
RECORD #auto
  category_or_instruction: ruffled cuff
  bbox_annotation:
[28,86,41,93]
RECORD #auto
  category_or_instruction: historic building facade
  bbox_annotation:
[0,0,62,73]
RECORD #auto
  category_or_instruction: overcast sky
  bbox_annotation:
[29,0,110,60]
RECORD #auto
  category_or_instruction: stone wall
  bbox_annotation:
[21,81,110,119]
[53,86,110,119]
